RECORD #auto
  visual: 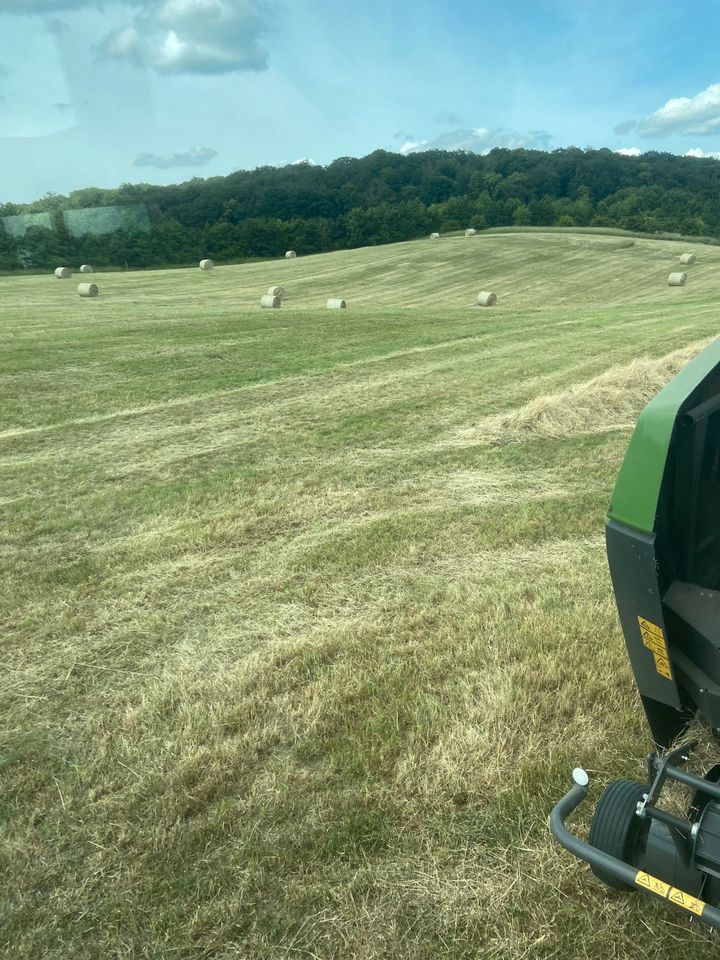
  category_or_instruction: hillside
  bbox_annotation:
[2,233,720,959]
[3,146,720,271]
[3,230,719,318]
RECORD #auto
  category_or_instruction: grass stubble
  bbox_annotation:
[2,232,720,959]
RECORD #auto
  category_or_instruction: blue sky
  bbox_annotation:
[2,0,720,203]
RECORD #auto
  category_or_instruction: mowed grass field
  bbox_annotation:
[3,231,720,959]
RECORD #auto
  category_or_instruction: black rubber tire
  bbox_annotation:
[588,779,648,891]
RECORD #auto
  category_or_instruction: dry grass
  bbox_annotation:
[457,339,711,445]
[2,233,720,959]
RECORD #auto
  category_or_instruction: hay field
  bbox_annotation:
[2,231,720,959]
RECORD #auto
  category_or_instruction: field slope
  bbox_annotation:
[3,232,720,959]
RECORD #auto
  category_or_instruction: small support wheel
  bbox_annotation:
[588,779,649,891]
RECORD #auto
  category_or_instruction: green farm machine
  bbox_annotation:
[552,339,720,926]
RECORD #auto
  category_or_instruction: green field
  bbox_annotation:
[3,231,720,959]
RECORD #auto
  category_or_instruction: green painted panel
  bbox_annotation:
[609,338,720,533]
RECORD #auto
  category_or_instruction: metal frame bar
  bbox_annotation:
[550,769,720,928]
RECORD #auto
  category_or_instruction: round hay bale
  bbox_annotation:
[430,232,440,239]
[267,285,285,299]
[668,272,687,286]
[79,264,93,273]
[326,298,347,309]
[477,291,497,306]
[77,282,99,298]
[199,259,214,270]
[285,250,297,259]
[465,228,477,237]
[679,253,696,265]
[260,294,281,308]
[54,267,72,279]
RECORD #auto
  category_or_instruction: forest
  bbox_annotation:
[2,146,720,271]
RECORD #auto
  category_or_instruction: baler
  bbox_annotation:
[551,338,720,927]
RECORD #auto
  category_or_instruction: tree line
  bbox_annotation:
[2,146,720,271]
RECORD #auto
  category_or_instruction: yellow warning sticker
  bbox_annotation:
[638,617,664,639]
[635,872,706,917]
[640,630,665,653]
[635,871,670,898]
[637,616,673,681]
[668,887,706,917]
[654,655,673,680]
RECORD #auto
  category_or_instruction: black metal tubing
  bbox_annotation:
[642,805,695,840]
[550,771,720,928]
[668,766,720,802]
[550,775,642,887]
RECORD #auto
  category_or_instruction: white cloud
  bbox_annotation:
[685,147,720,160]
[0,0,97,11]
[615,147,641,156]
[0,0,273,75]
[399,139,428,156]
[99,0,272,74]
[399,127,553,155]
[134,145,218,168]
[614,120,636,135]
[617,83,720,138]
